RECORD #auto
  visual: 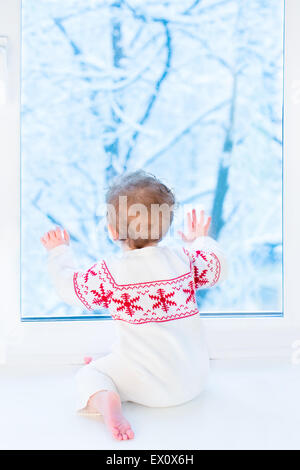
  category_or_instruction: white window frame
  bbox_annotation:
[0,0,299,364]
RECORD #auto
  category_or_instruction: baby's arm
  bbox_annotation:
[41,228,112,311]
[41,227,83,306]
[179,209,228,288]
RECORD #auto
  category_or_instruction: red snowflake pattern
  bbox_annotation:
[73,244,221,324]
[149,288,177,313]
[183,281,196,304]
[112,293,143,317]
[195,250,208,262]
[194,266,209,288]
[91,283,113,308]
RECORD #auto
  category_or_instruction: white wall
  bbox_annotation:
[0,0,20,358]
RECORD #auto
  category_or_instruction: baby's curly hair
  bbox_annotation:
[106,171,176,249]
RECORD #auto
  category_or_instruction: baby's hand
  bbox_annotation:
[178,209,211,243]
[41,227,70,251]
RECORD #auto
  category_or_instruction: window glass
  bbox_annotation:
[21,0,284,318]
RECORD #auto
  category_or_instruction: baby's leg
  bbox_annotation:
[76,363,134,441]
[88,390,134,441]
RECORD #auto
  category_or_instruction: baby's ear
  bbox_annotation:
[108,224,119,241]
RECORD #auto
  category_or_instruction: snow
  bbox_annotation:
[21,0,284,317]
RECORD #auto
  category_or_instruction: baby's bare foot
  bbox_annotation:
[104,391,134,441]
[90,390,134,441]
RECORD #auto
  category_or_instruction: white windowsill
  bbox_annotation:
[0,358,299,450]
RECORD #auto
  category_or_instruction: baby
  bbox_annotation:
[41,171,227,441]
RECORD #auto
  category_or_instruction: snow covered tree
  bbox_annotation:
[21,0,284,317]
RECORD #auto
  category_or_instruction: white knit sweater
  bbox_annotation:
[48,237,227,407]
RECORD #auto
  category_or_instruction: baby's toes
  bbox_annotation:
[112,427,122,440]
[120,424,134,440]
[114,433,123,441]
[126,428,134,440]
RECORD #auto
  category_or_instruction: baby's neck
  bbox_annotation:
[122,242,159,251]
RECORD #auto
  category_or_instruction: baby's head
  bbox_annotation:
[106,171,175,250]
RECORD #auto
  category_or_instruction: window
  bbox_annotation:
[2,0,300,360]
[21,0,284,320]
